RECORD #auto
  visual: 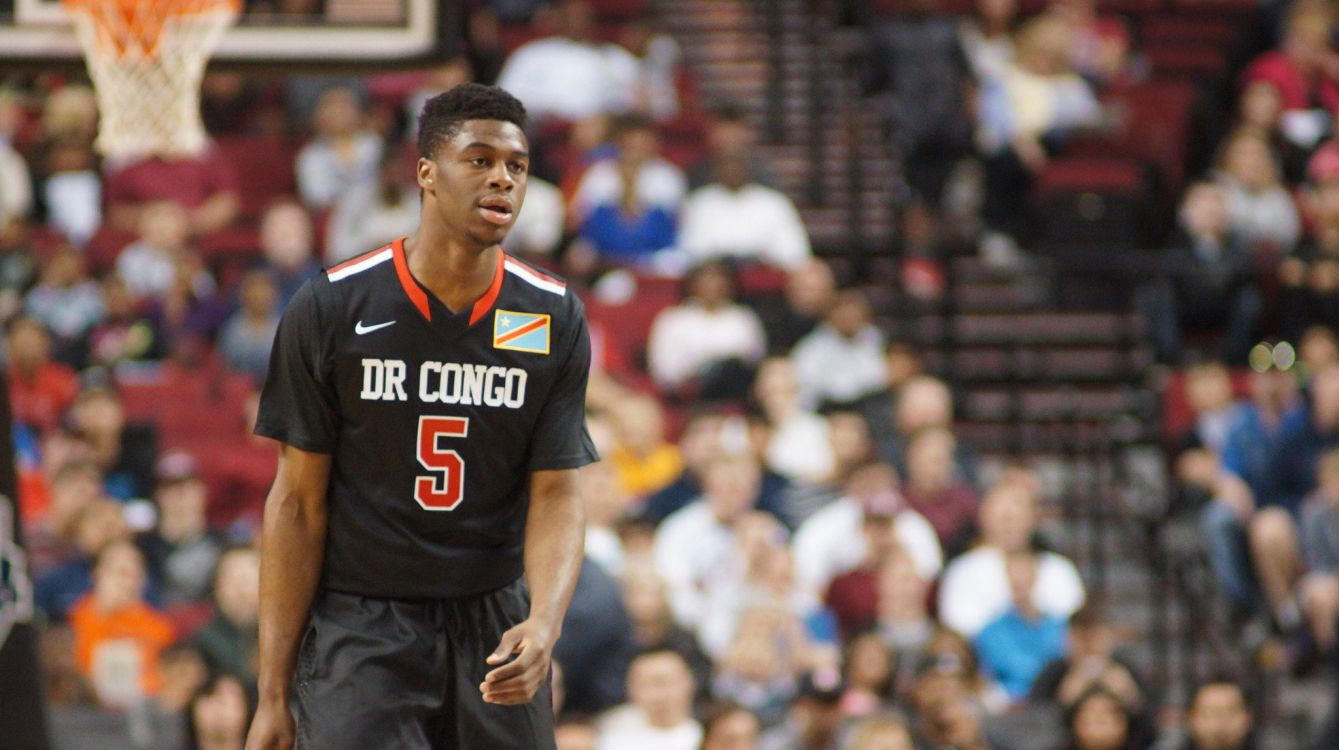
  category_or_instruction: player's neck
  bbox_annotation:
[403,231,499,314]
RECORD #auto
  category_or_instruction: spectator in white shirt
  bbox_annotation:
[791,290,889,409]
[938,477,1085,638]
[597,648,703,750]
[792,462,943,598]
[117,202,206,302]
[654,453,764,632]
[753,357,835,485]
[41,139,101,248]
[647,261,765,396]
[24,247,105,356]
[1213,127,1301,254]
[570,115,687,269]
[496,0,640,122]
[0,91,31,229]
[679,151,811,270]
[326,148,419,264]
[296,86,383,210]
[502,175,565,258]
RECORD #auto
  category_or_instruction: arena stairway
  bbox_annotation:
[655,0,899,251]
[918,258,1329,748]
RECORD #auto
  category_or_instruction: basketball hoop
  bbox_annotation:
[62,0,240,158]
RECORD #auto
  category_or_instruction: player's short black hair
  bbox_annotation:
[416,83,528,159]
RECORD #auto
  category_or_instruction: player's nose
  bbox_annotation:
[487,163,515,191]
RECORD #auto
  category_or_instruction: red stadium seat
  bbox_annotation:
[1099,0,1164,16]
[738,264,790,296]
[498,23,542,55]
[85,226,138,275]
[587,0,650,20]
[212,135,298,221]
[1145,45,1230,85]
[1034,156,1148,249]
[1139,17,1238,47]
[1169,0,1256,14]
[1036,157,1144,195]
[581,274,680,375]
[1068,80,1197,196]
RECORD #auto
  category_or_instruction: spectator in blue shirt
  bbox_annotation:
[974,551,1068,702]
[1200,368,1298,614]
[570,114,686,271]
[1240,364,1339,636]
[1261,364,1339,514]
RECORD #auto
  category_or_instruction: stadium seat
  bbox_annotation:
[737,263,789,296]
[1168,0,1256,14]
[212,135,298,221]
[581,274,679,375]
[498,23,541,55]
[1099,0,1164,16]
[1145,45,1230,87]
[587,0,650,21]
[1033,156,1148,249]
[85,227,138,275]
[1138,17,1238,47]
[1069,80,1197,199]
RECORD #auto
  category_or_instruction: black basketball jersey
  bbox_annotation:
[255,238,598,599]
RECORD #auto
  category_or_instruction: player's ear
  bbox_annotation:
[416,157,435,191]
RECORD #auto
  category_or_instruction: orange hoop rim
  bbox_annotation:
[61,0,241,58]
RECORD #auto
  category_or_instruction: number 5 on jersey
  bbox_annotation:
[416,416,469,510]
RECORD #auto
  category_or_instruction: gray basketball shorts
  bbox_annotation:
[294,579,556,750]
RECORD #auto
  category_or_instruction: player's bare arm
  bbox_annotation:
[246,445,332,750]
[481,467,585,705]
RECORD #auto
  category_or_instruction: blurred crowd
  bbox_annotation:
[0,0,1337,748]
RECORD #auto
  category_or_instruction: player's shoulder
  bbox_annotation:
[324,244,397,287]
[304,243,399,307]
[500,254,584,316]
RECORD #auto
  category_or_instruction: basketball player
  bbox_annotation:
[244,83,597,750]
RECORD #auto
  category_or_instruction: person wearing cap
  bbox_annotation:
[793,462,942,601]
[824,484,932,644]
[138,450,224,607]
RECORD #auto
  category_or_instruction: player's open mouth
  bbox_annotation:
[478,196,513,225]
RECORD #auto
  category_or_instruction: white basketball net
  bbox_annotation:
[63,1,240,158]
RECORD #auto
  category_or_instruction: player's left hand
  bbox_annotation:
[481,618,556,705]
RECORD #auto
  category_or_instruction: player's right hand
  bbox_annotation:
[245,700,297,750]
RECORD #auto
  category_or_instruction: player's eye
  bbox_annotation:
[508,161,527,174]
[470,157,489,167]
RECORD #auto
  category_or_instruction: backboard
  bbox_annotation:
[0,0,445,63]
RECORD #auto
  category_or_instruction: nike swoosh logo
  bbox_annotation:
[355,320,396,335]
